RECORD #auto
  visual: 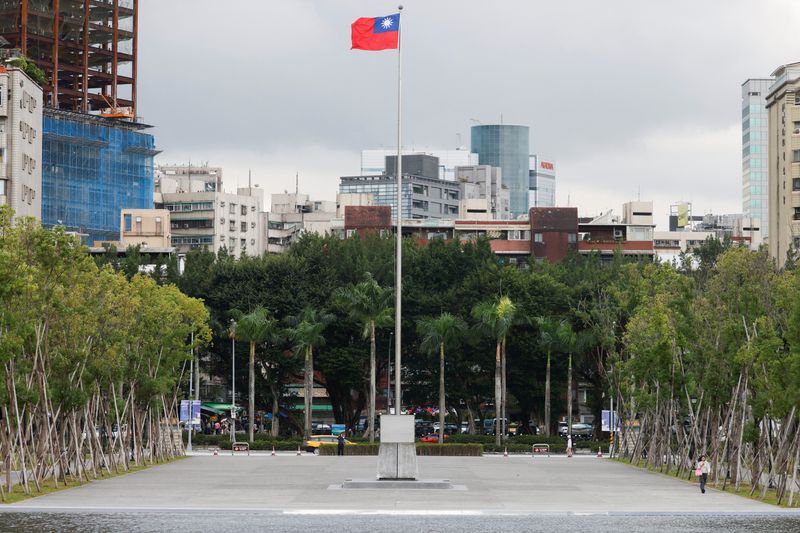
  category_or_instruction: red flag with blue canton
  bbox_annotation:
[351,13,400,51]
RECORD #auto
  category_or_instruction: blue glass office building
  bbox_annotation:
[471,125,530,218]
[42,109,159,244]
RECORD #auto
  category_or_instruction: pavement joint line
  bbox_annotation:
[1,506,799,516]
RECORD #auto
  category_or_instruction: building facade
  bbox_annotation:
[0,66,42,221]
[41,108,158,244]
[162,187,264,256]
[766,62,800,262]
[361,148,478,181]
[339,174,460,220]
[266,192,339,253]
[528,155,556,208]
[156,164,223,194]
[455,164,510,220]
[0,0,139,115]
[742,78,771,239]
[118,208,171,249]
[471,125,530,218]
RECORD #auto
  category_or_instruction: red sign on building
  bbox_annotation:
[540,161,554,170]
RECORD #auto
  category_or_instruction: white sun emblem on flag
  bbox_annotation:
[381,17,393,29]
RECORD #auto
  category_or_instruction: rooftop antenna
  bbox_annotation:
[637,185,641,201]
[295,172,299,195]
[248,168,252,190]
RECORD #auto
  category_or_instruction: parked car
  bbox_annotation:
[415,421,434,438]
[419,434,448,443]
[304,434,352,453]
[559,422,593,440]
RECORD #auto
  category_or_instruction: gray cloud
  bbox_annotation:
[140,0,798,227]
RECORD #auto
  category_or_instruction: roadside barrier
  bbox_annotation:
[531,444,551,458]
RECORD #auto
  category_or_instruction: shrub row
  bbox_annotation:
[184,433,304,446]
[319,443,483,456]
[218,440,306,451]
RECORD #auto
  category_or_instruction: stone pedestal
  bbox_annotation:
[377,414,418,480]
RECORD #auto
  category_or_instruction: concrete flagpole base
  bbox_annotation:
[377,442,418,480]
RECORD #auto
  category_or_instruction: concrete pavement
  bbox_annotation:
[3,455,788,513]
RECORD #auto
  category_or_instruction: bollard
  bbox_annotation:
[597,447,603,458]
[503,447,508,457]
[271,446,276,456]
[297,445,302,456]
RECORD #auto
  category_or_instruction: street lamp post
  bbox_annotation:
[387,332,393,414]
[230,319,236,442]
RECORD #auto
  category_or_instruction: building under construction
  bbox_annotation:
[0,0,138,117]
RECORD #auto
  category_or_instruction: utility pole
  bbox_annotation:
[230,319,236,442]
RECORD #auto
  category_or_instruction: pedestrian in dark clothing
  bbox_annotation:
[337,433,345,456]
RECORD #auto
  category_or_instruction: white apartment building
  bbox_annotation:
[455,164,510,220]
[0,66,43,221]
[162,186,265,257]
[267,192,341,253]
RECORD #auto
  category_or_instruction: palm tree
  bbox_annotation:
[231,307,276,443]
[418,312,466,444]
[334,273,393,443]
[472,296,518,447]
[286,307,333,440]
[557,324,578,443]
[535,317,572,436]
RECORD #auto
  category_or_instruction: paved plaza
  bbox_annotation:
[2,454,788,514]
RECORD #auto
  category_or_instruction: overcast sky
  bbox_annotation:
[139,0,799,229]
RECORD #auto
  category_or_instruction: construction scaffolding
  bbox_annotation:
[0,0,138,117]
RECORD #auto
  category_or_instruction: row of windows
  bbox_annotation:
[165,202,214,212]
[172,235,214,245]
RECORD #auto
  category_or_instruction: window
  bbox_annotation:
[0,179,5,196]
[794,178,800,191]
[793,150,800,163]
[229,203,236,214]
[155,216,162,234]
[135,216,142,233]
[241,221,247,232]
[534,233,543,243]
[241,239,247,248]
[568,233,577,243]
[124,214,132,232]
[229,220,236,232]
[241,205,247,216]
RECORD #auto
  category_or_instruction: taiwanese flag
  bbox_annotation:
[351,13,400,51]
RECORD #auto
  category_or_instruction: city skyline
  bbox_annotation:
[138,1,798,229]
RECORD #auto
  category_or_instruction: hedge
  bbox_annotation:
[184,433,304,447]
[319,443,482,456]
[218,440,306,451]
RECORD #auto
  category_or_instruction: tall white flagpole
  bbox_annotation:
[394,5,403,416]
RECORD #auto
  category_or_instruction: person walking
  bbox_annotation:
[696,455,711,493]
[337,433,345,456]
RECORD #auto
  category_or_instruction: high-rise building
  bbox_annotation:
[0,1,139,115]
[41,108,158,244]
[471,125,530,218]
[766,62,800,262]
[529,155,556,208]
[0,66,42,221]
[742,78,771,238]
[361,148,478,181]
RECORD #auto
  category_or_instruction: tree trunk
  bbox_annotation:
[271,383,280,437]
[544,349,551,436]
[501,338,507,442]
[494,341,501,447]
[368,321,376,443]
[567,352,573,446]
[304,347,313,440]
[439,342,445,445]
[248,341,255,443]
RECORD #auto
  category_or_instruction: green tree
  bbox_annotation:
[417,312,466,444]
[535,317,571,435]
[231,307,278,442]
[472,295,518,446]
[334,272,393,442]
[287,307,333,440]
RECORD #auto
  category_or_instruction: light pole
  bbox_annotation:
[188,331,194,452]
[230,319,236,442]
[387,332,393,414]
